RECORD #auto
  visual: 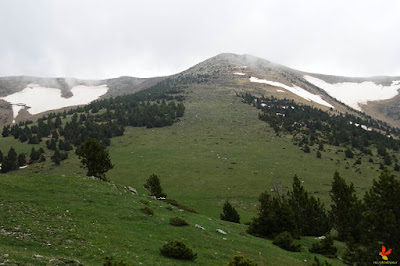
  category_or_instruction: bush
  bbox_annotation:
[140,206,154,216]
[227,255,258,266]
[312,256,332,266]
[345,148,354,158]
[169,217,189,226]
[165,198,179,206]
[272,231,300,252]
[160,240,197,260]
[104,256,131,266]
[303,145,310,153]
[165,198,198,213]
[220,200,240,223]
[309,235,337,258]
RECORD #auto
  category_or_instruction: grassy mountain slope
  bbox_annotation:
[0,173,347,265]
[1,53,400,265]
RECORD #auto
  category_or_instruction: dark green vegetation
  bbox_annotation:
[227,255,258,266]
[273,231,301,252]
[144,174,166,198]
[309,236,337,258]
[220,200,241,223]
[75,138,114,181]
[169,217,189,226]
[1,64,400,265]
[160,240,197,261]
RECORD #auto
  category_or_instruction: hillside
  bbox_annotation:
[2,53,400,128]
[1,53,400,265]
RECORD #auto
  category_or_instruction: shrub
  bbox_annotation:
[165,198,179,206]
[165,198,198,213]
[303,145,310,153]
[272,231,300,252]
[312,256,332,266]
[345,148,354,159]
[309,235,337,258]
[169,217,189,226]
[227,255,258,266]
[140,206,154,216]
[104,256,131,266]
[179,205,198,214]
[139,199,149,205]
[316,151,322,158]
[160,240,197,260]
[220,200,240,223]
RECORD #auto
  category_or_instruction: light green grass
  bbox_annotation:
[0,174,345,265]
[1,82,394,265]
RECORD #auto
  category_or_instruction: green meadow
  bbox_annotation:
[1,82,393,265]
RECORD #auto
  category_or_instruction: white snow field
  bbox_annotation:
[1,84,108,122]
[233,72,246,75]
[249,77,334,108]
[304,75,400,111]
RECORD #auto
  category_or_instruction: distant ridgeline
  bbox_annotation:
[0,79,185,173]
[239,93,400,155]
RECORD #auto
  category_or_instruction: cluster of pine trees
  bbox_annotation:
[1,79,186,172]
[240,93,400,155]
[245,170,399,263]
[0,147,32,173]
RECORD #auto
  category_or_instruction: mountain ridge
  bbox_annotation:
[1,53,400,127]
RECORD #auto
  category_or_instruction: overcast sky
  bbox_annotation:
[0,0,399,79]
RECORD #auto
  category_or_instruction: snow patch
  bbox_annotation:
[304,75,400,111]
[233,72,246,76]
[249,77,334,108]
[1,84,109,120]
[276,89,284,92]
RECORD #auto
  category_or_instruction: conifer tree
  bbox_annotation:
[329,171,362,241]
[220,200,240,223]
[248,191,298,238]
[288,175,330,236]
[17,153,26,167]
[1,147,18,173]
[75,138,114,181]
[144,174,166,198]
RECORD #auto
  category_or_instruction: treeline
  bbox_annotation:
[0,147,46,173]
[245,169,399,263]
[240,93,400,154]
[2,79,185,144]
[1,79,186,172]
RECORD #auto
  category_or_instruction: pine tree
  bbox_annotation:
[0,150,3,163]
[344,169,400,264]
[345,148,354,158]
[288,175,330,236]
[329,171,362,242]
[220,200,240,223]
[17,153,26,167]
[144,174,166,198]
[248,191,298,238]
[1,147,18,173]
[75,138,114,181]
[51,149,62,165]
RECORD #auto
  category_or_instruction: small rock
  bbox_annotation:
[33,254,43,258]
[316,236,326,240]
[216,229,227,235]
[195,224,206,230]
[128,186,138,195]
[0,254,9,258]
[223,237,227,240]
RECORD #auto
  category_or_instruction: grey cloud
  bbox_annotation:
[0,0,399,79]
